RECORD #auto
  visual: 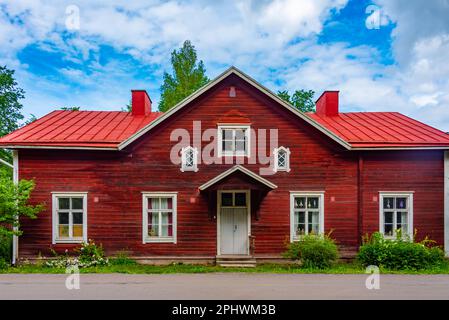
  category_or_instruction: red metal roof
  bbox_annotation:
[307,112,449,148]
[0,108,448,150]
[0,110,163,149]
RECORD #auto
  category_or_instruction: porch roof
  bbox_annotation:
[198,165,277,191]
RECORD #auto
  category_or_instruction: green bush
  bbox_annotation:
[46,239,109,268]
[283,233,339,269]
[357,232,446,270]
[110,250,137,266]
[0,234,11,267]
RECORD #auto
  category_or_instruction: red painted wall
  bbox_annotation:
[17,75,445,258]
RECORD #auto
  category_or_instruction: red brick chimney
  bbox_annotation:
[131,90,152,116]
[315,91,339,116]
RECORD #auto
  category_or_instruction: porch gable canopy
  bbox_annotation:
[198,165,277,191]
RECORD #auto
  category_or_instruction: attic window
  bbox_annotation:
[181,146,198,172]
[218,125,250,157]
[274,147,291,172]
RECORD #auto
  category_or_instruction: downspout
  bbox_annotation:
[12,150,19,265]
[357,153,364,247]
[444,151,449,257]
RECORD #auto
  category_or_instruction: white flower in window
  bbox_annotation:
[181,146,198,172]
[273,146,291,172]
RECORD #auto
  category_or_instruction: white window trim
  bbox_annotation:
[379,192,414,239]
[273,146,291,172]
[217,125,251,157]
[180,146,198,172]
[290,192,325,242]
[52,192,88,244]
[142,192,177,244]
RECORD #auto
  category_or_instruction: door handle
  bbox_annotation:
[234,225,237,232]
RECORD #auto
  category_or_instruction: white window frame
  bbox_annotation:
[52,192,88,244]
[180,146,198,172]
[142,192,177,244]
[290,192,325,242]
[273,146,291,172]
[379,192,414,239]
[217,125,251,157]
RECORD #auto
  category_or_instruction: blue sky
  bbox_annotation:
[1,0,449,131]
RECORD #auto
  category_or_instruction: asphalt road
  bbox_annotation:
[1,273,449,300]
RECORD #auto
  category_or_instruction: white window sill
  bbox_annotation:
[54,238,85,244]
[144,237,175,244]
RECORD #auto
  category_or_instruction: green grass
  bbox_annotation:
[2,260,449,274]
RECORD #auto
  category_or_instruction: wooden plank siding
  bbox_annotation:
[17,75,445,258]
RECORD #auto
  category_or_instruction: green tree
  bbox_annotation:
[61,106,80,111]
[278,89,316,112]
[158,40,209,112]
[0,170,44,240]
[0,169,44,265]
[0,66,25,162]
[24,114,37,126]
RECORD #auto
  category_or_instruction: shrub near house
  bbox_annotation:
[357,232,446,270]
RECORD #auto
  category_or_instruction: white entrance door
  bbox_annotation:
[219,191,249,255]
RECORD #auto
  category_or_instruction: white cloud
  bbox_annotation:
[0,0,448,132]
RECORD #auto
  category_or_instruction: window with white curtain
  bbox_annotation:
[181,146,198,172]
[274,146,290,172]
[379,193,413,239]
[142,193,177,243]
[290,192,324,241]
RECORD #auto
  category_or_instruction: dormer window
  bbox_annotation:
[181,146,198,172]
[274,146,290,172]
[217,125,250,157]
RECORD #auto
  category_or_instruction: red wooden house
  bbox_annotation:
[1,67,449,265]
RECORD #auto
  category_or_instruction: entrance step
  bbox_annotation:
[216,255,257,268]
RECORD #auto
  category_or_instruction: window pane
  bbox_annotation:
[73,225,83,237]
[223,140,233,152]
[296,224,305,236]
[148,212,159,236]
[296,211,305,224]
[72,198,83,210]
[383,197,394,209]
[58,212,69,224]
[397,212,408,235]
[308,212,319,234]
[384,224,393,236]
[185,149,194,167]
[235,193,246,206]
[161,212,172,225]
[294,197,306,209]
[307,197,319,209]
[58,198,70,210]
[160,198,172,210]
[73,212,83,224]
[278,151,286,168]
[396,197,407,210]
[149,198,159,210]
[59,225,69,238]
[221,193,233,206]
[384,211,393,224]
[235,129,246,140]
[235,140,246,152]
[223,129,233,140]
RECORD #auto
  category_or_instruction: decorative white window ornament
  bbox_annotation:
[181,146,198,172]
[273,146,291,172]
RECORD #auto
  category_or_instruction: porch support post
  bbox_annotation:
[444,151,449,257]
